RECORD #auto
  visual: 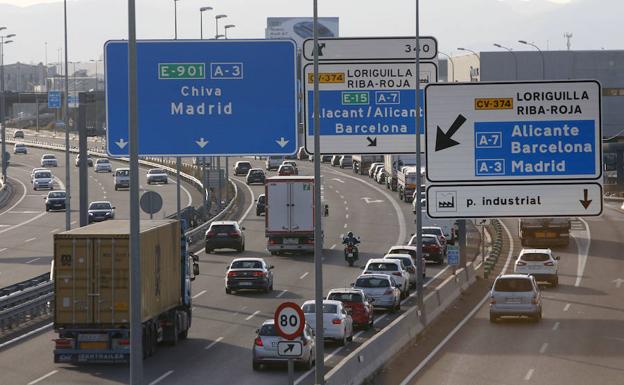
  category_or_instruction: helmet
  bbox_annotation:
[347,231,354,237]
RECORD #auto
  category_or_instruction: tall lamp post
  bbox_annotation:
[214,13,227,209]
[215,14,227,39]
[518,40,545,80]
[457,47,480,81]
[438,51,454,82]
[199,6,213,39]
[63,0,71,231]
[199,5,213,216]
[224,24,235,39]
[1,30,16,183]
[173,0,182,219]
[173,0,181,39]
[493,43,518,80]
[222,23,235,202]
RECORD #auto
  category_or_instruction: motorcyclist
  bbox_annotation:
[342,231,360,246]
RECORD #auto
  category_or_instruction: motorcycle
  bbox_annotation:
[344,241,359,267]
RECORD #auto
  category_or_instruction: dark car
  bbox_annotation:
[45,190,66,212]
[246,169,266,185]
[225,258,274,294]
[256,194,266,216]
[234,161,252,176]
[88,201,115,223]
[321,155,333,163]
[205,221,245,253]
[277,164,296,176]
[13,130,24,139]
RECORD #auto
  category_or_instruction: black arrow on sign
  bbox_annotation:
[284,343,295,353]
[435,114,467,151]
[366,137,377,147]
[580,189,592,209]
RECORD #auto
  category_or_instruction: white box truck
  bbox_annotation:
[384,155,417,190]
[265,176,315,255]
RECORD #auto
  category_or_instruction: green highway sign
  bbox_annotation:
[342,91,369,105]
[158,63,206,80]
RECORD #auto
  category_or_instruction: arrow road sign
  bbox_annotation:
[366,137,377,147]
[579,188,592,209]
[613,278,624,289]
[362,197,384,204]
[277,341,303,357]
[435,114,466,151]
[274,302,305,340]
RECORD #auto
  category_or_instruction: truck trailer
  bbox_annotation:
[53,220,199,363]
[352,154,383,175]
[518,218,571,247]
[384,154,417,191]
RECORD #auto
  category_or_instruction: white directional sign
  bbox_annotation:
[303,36,438,61]
[277,341,303,358]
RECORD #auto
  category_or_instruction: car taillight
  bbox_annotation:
[252,271,266,277]
[531,296,538,304]
[332,318,342,325]
[392,272,402,276]
[544,261,554,266]
[229,231,241,237]
[227,271,238,277]
[305,239,314,245]
[254,337,263,347]
[118,339,130,346]
[54,338,73,349]
[384,289,394,295]
[490,297,496,304]
[269,239,278,245]
[206,231,215,238]
[516,261,527,266]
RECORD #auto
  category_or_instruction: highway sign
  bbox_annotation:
[68,93,79,109]
[425,81,602,183]
[447,245,459,266]
[105,40,298,157]
[303,36,438,61]
[303,61,436,154]
[48,91,61,109]
[277,341,303,358]
[274,302,305,340]
[140,191,163,215]
[426,182,603,218]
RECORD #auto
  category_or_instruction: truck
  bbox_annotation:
[384,154,417,190]
[397,166,420,202]
[352,154,383,175]
[518,217,571,247]
[53,220,199,364]
[265,176,315,255]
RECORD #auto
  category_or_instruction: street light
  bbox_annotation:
[173,0,181,39]
[493,43,519,80]
[63,0,71,230]
[224,24,235,39]
[199,6,213,39]
[518,40,545,80]
[215,14,227,39]
[0,30,16,183]
[438,51,454,82]
[457,47,480,64]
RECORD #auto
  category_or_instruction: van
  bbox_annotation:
[265,156,282,171]
[114,167,130,190]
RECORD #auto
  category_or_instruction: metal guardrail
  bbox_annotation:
[0,274,53,334]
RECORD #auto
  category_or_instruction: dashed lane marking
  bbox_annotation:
[563,303,571,312]
[192,290,207,299]
[524,369,535,381]
[552,321,560,331]
[204,337,224,350]
[539,342,548,354]
[148,370,174,385]
[245,310,261,321]
[299,272,309,279]
[27,370,59,385]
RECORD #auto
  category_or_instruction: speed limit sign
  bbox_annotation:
[274,302,305,340]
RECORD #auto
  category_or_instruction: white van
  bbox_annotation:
[113,167,130,190]
[265,156,283,171]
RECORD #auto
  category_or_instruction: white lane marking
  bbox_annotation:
[335,190,340,194]
[27,370,59,385]
[345,206,349,211]
[343,223,348,228]
[148,370,174,385]
[246,310,261,321]
[340,195,344,199]
[552,321,560,331]
[339,234,344,239]
[345,214,349,219]
[192,290,207,299]
[563,303,571,312]
[71,220,77,225]
[572,217,591,287]
[343,200,347,205]
[276,290,288,298]
[398,220,515,385]
[239,180,255,223]
[204,337,224,350]
[331,178,344,183]
[24,237,37,243]
[330,244,336,250]
[0,176,28,217]
[299,272,309,280]
[524,368,535,381]
[49,228,60,234]
[9,211,39,214]
[0,248,6,253]
[0,212,46,235]
[539,342,548,354]
[25,258,40,264]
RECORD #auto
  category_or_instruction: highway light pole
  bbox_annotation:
[215,14,227,39]
[224,24,235,39]
[199,5,212,216]
[518,40,545,80]
[223,23,234,202]
[493,43,518,80]
[199,6,213,40]
[0,30,15,183]
[174,0,182,220]
[173,0,180,40]
[438,50,454,82]
[63,0,71,231]
[414,0,425,321]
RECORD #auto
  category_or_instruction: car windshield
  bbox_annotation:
[327,292,363,302]
[48,192,65,198]
[116,170,129,176]
[280,165,294,171]
[367,262,398,272]
[494,278,534,292]
[211,225,236,232]
[259,324,278,337]
[35,172,51,178]
[390,248,416,257]
[422,237,437,245]
[97,159,109,164]
[520,253,550,262]
[230,260,262,269]
[301,304,338,314]
[149,169,165,174]
[250,170,263,175]
[355,277,389,288]
[423,228,443,236]
[89,203,111,210]
[388,257,413,267]
[238,162,251,168]
[15,144,25,148]
[43,155,55,159]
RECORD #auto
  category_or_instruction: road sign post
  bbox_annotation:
[274,301,305,385]
[140,191,163,219]
[277,340,303,385]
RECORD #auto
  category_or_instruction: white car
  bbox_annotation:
[40,154,58,167]
[33,169,54,190]
[114,168,130,190]
[301,300,353,346]
[363,258,410,298]
[94,158,112,173]
[384,254,418,289]
[513,248,560,287]
[146,168,169,184]
[31,167,46,182]
[386,245,426,278]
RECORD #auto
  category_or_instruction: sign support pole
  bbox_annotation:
[63,0,71,231]
[312,1,325,384]
[288,358,295,385]
[414,0,425,320]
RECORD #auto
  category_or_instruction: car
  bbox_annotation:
[374,167,386,184]
[277,164,296,176]
[369,163,384,178]
[296,146,310,160]
[204,220,245,253]
[281,160,298,175]
[513,248,560,287]
[87,201,115,223]
[256,193,266,216]
[386,245,426,278]
[489,274,542,322]
[94,158,112,173]
[75,154,93,167]
[31,167,46,182]
[246,168,266,185]
[409,234,445,264]
[44,190,66,211]
[234,161,252,176]
[40,154,58,167]
[32,169,54,190]
[362,258,410,298]
[301,300,353,346]
[339,155,352,168]
[265,156,283,171]
[330,155,341,167]
[146,168,168,184]
[13,129,24,139]
[225,258,274,294]
[422,226,448,254]
[320,155,333,163]
[326,288,374,330]
[114,167,130,190]
[352,274,401,312]
[384,254,418,289]
[252,319,315,371]
[13,143,27,154]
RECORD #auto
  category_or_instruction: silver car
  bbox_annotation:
[353,274,401,312]
[384,254,418,289]
[490,274,542,322]
[252,319,315,371]
[302,300,353,346]
[363,258,410,298]
[94,158,112,173]
[40,154,58,167]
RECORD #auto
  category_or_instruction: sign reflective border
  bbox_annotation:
[274,302,305,340]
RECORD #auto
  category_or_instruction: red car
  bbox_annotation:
[326,288,374,330]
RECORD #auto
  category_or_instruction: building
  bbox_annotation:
[1,62,47,92]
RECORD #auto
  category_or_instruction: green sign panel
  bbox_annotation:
[158,63,206,79]
[341,91,369,105]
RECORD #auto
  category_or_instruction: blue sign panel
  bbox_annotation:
[48,91,61,109]
[105,40,298,156]
[447,246,459,266]
[474,120,596,177]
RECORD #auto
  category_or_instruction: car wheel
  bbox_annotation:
[205,247,212,254]
[393,300,400,313]
[115,186,118,191]
[45,207,49,212]
[225,287,231,294]
[368,315,374,329]
[252,362,261,371]
[552,277,559,287]
[304,353,314,370]
[337,334,346,346]
[489,313,498,323]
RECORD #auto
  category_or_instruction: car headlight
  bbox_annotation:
[89,212,94,216]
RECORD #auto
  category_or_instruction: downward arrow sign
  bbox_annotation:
[435,114,467,151]
[276,137,289,148]
[579,189,592,209]
[366,137,377,147]
[613,278,624,288]
[115,139,128,149]
[196,138,209,148]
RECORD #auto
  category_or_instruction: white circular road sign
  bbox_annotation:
[274,302,305,340]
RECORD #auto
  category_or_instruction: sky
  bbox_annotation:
[0,0,621,65]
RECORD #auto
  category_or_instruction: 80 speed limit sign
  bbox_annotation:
[274,302,305,340]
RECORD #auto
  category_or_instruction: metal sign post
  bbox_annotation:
[278,341,303,385]
[414,0,425,318]
[274,302,305,385]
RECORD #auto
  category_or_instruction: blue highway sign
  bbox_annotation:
[48,91,61,109]
[105,40,298,156]
[447,246,459,266]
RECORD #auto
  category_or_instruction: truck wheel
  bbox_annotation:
[179,328,188,340]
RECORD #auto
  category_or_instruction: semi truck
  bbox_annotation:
[397,166,419,202]
[384,154,417,190]
[352,154,383,175]
[53,220,199,363]
[265,176,315,255]
[518,218,571,246]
